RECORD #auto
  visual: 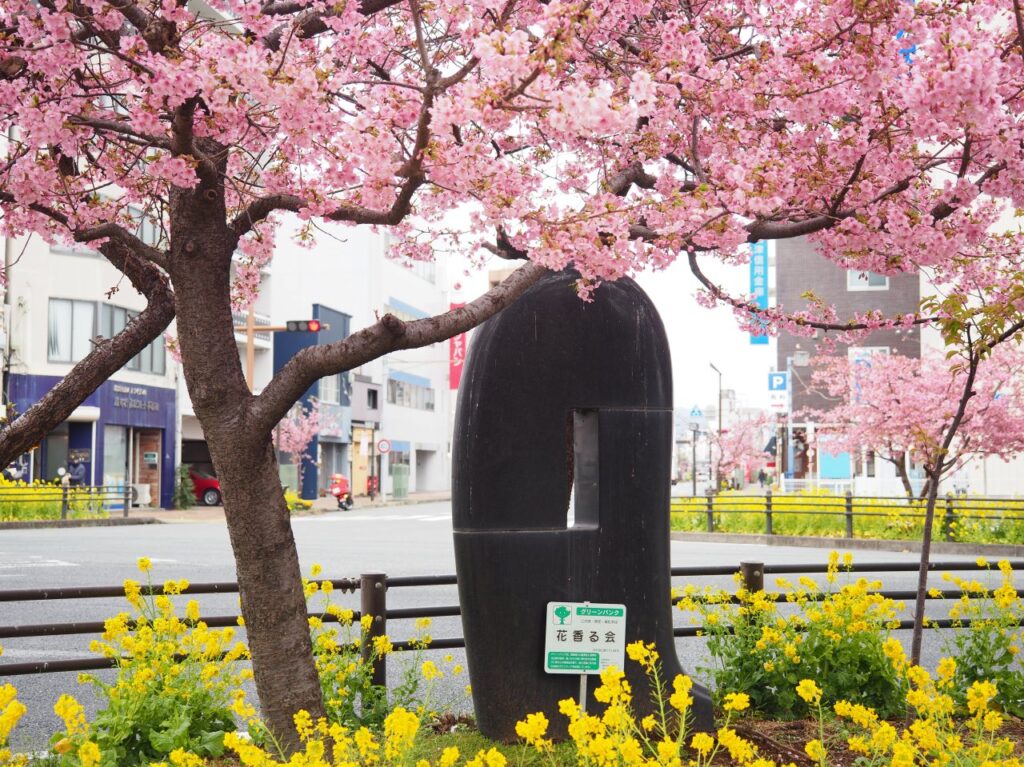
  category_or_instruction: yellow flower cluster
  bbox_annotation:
[200,706,439,767]
[0,677,27,767]
[832,660,1021,767]
[519,644,779,767]
[678,553,917,718]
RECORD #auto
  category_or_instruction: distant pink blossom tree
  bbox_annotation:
[805,343,1024,664]
[276,400,321,493]
[805,350,1024,499]
[711,413,773,488]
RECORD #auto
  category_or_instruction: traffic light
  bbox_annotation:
[285,320,328,332]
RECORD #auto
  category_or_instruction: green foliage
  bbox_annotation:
[51,561,252,767]
[0,477,108,521]
[172,465,196,510]
[300,566,457,732]
[677,554,907,719]
[940,560,1024,717]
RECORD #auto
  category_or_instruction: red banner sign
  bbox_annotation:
[449,302,467,389]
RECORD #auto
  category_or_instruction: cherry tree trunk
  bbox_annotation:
[909,467,942,667]
[167,167,324,749]
[209,430,324,748]
[892,457,915,498]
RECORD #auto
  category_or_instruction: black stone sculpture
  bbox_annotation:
[452,269,714,740]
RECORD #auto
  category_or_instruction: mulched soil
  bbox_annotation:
[734,716,1024,767]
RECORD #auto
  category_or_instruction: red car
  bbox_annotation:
[189,467,222,506]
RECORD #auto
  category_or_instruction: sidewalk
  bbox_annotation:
[126,490,453,524]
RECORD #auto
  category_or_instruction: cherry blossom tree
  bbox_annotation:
[805,341,1024,663]
[710,413,773,489]
[805,351,1024,498]
[3,0,1024,742]
[276,399,322,493]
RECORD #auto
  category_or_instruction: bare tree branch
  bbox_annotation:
[0,242,174,467]
[250,261,546,436]
[67,115,168,147]
[686,250,934,332]
[0,192,168,269]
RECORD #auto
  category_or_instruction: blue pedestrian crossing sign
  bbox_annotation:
[687,405,707,432]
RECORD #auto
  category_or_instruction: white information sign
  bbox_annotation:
[544,602,627,674]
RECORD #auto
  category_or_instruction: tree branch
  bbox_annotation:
[249,261,547,436]
[0,193,168,269]
[67,115,168,147]
[686,250,934,332]
[0,242,174,468]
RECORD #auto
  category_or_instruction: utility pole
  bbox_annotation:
[710,362,722,492]
[691,427,698,496]
[231,314,329,392]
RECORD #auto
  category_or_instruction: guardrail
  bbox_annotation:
[2,560,1021,685]
[670,492,1024,540]
[0,484,134,521]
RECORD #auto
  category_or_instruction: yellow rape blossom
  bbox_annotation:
[796,679,822,706]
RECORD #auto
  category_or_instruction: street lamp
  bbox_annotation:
[709,362,722,491]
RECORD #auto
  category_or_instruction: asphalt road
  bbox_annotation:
[0,502,1006,750]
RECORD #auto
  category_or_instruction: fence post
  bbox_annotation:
[705,489,715,533]
[740,561,764,592]
[943,494,956,541]
[61,486,69,520]
[123,484,132,518]
[764,489,773,535]
[844,491,854,539]
[360,572,388,687]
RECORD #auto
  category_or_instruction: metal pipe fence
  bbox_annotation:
[2,560,1021,682]
[670,491,1024,540]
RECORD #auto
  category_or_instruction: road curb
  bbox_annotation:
[670,531,1024,557]
[0,517,162,531]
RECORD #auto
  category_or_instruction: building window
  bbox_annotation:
[847,270,889,291]
[367,388,379,410]
[128,207,162,247]
[320,374,341,405]
[387,376,435,410]
[48,299,96,362]
[406,260,437,284]
[98,303,166,375]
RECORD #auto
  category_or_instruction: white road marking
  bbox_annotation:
[296,514,451,523]
[0,556,78,569]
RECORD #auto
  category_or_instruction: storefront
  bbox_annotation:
[8,374,177,507]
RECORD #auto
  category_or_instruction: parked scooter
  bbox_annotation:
[329,474,354,510]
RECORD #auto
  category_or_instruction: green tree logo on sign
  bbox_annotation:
[553,605,571,625]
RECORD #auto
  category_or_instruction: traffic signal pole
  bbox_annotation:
[232,314,330,393]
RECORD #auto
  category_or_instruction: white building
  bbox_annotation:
[269,223,452,498]
[1,226,178,507]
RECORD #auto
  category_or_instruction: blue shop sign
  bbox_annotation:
[101,381,175,428]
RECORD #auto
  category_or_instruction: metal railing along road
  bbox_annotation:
[0,484,135,521]
[670,492,1024,540]
[2,560,1022,686]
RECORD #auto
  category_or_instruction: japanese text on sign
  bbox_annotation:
[544,602,626,675]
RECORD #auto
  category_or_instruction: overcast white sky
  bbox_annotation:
[634,257,776,415]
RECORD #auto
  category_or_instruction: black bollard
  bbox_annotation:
[452,270,713,740]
